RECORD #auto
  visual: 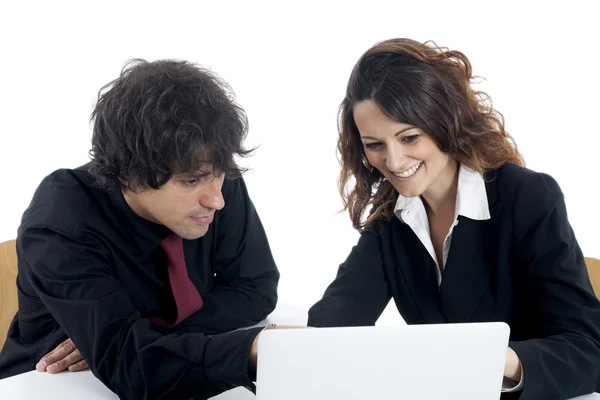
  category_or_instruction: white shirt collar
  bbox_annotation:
[394,164,491,224]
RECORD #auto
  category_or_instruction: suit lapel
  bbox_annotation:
[390,218,446,324]
[439,172,502,322]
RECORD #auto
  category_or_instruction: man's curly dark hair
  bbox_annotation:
[89,58,252,195]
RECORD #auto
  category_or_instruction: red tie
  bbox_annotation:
[150,233,204,327]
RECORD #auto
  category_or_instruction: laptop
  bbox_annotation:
[256,322,510,400]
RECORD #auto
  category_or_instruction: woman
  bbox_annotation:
[307,38,600,399]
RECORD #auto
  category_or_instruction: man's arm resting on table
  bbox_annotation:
[22,227,264,399]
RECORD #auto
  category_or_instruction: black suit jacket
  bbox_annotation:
[308,163,600,400]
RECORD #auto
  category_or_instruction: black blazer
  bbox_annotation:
[308,163,600,400]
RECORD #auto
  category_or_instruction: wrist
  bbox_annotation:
[504,347,522,381]
[248,323,277,378]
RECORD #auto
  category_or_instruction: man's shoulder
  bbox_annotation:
[20,164,110,236]
[222,176,247,196]
[219,176,251,212]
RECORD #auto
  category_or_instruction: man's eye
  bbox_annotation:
[184,178,199,186]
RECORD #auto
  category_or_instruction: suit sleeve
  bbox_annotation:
[20,227,262,400]
[183,177,280,334]
[509,172,600,399]
[308,227,391,327]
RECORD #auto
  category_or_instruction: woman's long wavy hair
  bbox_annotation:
[338,38,525,230]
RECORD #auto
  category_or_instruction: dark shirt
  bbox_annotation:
[308,164,600,400]
[0,164,279,399]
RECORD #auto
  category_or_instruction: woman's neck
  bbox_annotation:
[421,160,459,218]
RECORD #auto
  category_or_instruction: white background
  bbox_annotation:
[1,1,598,325]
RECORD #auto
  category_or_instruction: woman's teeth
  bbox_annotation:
[394,162,422,178]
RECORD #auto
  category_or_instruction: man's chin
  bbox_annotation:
[172,225,209,240]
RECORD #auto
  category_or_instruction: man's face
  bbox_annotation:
[124,169,225,240]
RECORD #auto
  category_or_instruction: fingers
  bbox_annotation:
[67,359,89,372]
[46,348,84,374]
[36,338,85,373]
[36,338,75,371]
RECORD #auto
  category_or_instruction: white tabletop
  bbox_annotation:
[0,303,598,399]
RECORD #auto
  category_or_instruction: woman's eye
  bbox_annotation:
[402,134,420,143]
[365,142,383,150]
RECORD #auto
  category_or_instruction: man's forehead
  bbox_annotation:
[174,164,218,177]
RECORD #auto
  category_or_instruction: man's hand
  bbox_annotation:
[36,338,88,373]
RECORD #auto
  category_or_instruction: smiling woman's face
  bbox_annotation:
[353,99,455,199]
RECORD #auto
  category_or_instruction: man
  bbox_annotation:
[0,59,280,399]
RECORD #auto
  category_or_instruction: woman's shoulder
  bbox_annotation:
[486,162,535,186]
[486,163,564,210]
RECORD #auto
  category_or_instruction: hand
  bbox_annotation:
[504,346,522,382]
[36,338,89,373]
